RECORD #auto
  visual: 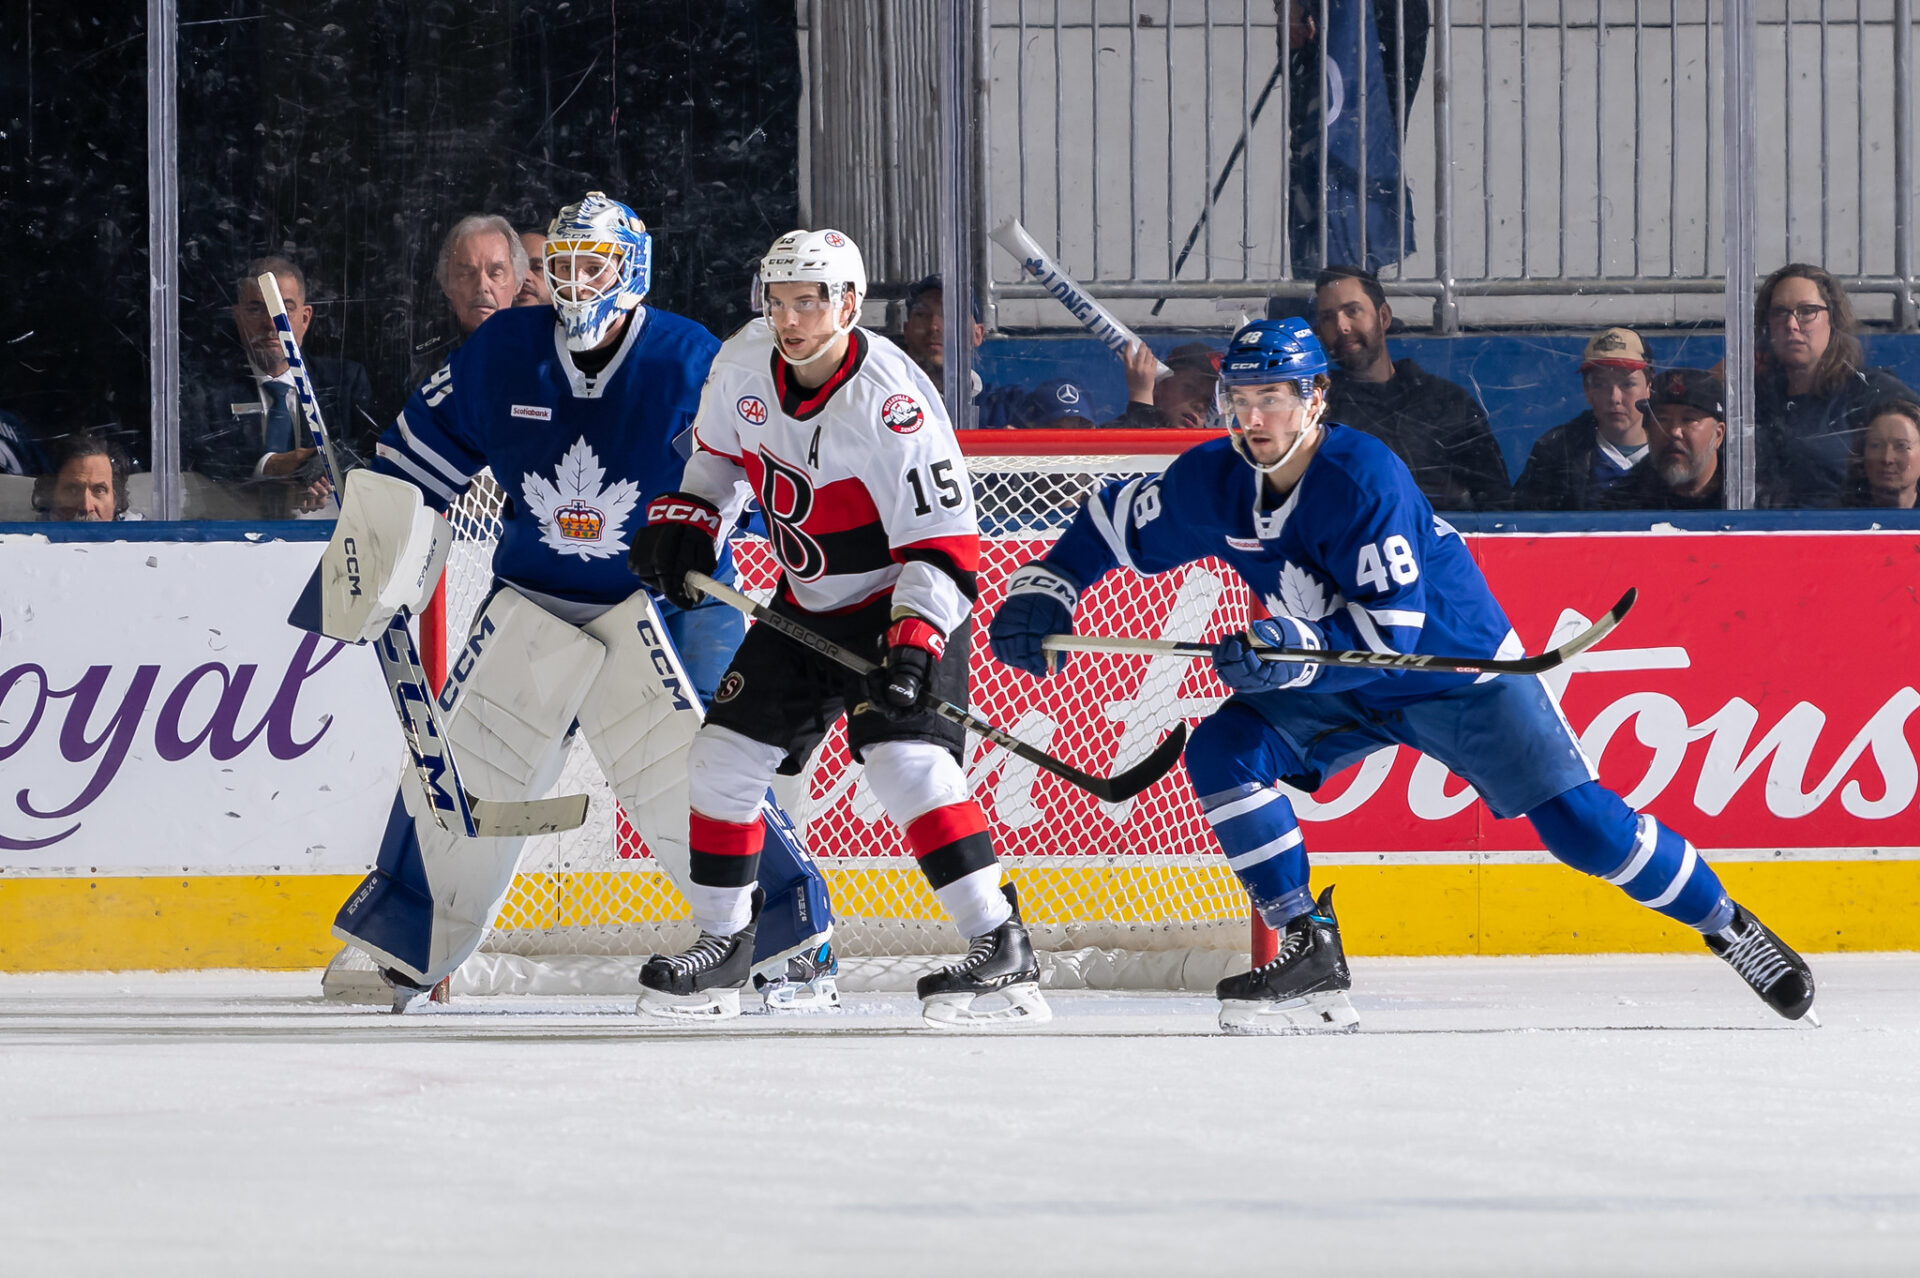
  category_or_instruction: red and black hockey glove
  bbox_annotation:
[864,615,946,720]
[631,493,720,610]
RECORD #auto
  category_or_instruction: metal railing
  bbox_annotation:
[802,0,1917,332]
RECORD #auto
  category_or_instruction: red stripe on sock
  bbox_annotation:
[690,811,765,857]
[903,802,989,859]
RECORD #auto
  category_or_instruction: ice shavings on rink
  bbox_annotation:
[3,954,1918,1278]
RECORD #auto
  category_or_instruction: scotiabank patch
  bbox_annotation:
[738,396,769,425]
[880,393,923,434]
[510,404,552,420]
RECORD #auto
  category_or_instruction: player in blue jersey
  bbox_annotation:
[321,193,836,1015]
[989,318,1815,1033]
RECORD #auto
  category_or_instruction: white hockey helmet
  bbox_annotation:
[759,229,866,366]
[544,192,652,351]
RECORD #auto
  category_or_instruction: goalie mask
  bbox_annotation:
[759,228,867,367]
[1218,318,1330,475]
[545,192,652,351]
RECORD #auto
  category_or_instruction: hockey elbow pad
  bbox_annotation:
[1211,615,1321,694]
[632,492,721,610]
[989,561,1080,679]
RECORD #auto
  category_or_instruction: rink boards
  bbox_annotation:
[0,526,1916,969]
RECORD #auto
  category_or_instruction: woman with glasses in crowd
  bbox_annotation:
[1753,263,1913,507]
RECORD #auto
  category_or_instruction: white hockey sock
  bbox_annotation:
[935,865,1012,940]
[683,883,755,939]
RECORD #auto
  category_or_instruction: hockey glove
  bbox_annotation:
[1210,616,1321,694]
[988,561,1081,678]
[631,493,721,610]
[864,616,946,719]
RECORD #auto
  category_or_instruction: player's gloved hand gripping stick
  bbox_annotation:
[685,572,1187,804]
[1041,589,1638,678]
[266,273,589,840]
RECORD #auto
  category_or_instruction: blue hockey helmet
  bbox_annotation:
[1218,317,1328,398]
[545,192,652,351]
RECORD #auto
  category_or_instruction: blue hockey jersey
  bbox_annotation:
[373,304,721,607]
[1043,427,1522,705]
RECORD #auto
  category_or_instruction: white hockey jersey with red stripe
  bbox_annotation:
[682,323,979,632]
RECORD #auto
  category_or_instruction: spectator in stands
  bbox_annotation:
[1103,342,1220,431]
[1602,368,1725,511]
[1513,327,1654,509]
[1312,265,1512,509]
[32,430,134,522]
[1754,263,1913,507]
[901,273,985,397]
[439,214,527,336]
[184,255,375,516]
[1021,378,1097,430]
[514,229,550,306]
[1845,400,1920,509]
[0,408,46,476]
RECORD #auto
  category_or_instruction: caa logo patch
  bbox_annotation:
[880,393,924,434]
[823,231,846,247]
[715,671,745,704]
[738,396,769,425]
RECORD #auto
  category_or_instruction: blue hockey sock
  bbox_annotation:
[1186,704,1316,925]
[1527,782,1735,932]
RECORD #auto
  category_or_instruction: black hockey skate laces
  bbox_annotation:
[1718,923,1793,992]
[944,931,1000,975]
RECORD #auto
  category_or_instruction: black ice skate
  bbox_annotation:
[1706,902,1817,1023]
[753,938,841,1012]
[917,885,1052,1029]
[637,890,761,1021]
[1216,885,1359,1035]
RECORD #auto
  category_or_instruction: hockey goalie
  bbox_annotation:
[294,192,836,1014]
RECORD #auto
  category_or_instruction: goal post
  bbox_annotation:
[377,427,1268,994]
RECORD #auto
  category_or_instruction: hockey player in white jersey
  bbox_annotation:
[631,228,1049,1028]
[299,193,836,1012]
[989,318,1815,1033]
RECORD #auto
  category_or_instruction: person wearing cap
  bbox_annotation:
[1602,368,1727,511]
[901,273,987,397]
[1311,264,1511,510]
[1019,378,1097,430]
[1512,327,1655,509]
[1102,341,1220,431]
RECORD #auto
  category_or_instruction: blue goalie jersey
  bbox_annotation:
[1044,427,1522,705]
[372,304,722,607]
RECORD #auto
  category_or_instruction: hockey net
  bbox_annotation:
[375,429,1258,994]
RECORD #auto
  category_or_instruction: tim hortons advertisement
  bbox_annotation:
[749,533,1920,860]
[0,539,399,873]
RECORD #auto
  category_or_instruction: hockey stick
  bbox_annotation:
[265,276,587,840]
[1149,58,1287,318]
[989,218,1172,382]
[686,572,1187,804]
[1042,590,1638,677]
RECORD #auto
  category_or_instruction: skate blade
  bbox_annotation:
[635,986,742,1021]
[921,982,1053,1030]
[1218,990,1359,1036]
[758,976,841,1013]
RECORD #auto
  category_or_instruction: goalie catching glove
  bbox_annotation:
[865,616,945,719]
[1210,616,1319,693]
[630,492,720,610]
[987,562,1081,678]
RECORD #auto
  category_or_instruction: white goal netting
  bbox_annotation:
[351,435,1259,994]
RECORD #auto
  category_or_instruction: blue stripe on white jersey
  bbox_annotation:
[1042,428,1517,705]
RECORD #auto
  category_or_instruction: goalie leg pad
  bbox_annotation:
[333,589,605,987]
[585,592,835,960]
[289,469,450,644]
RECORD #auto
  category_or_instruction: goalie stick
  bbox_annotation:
[262,275,588,841]
[686,572,1187,804]
[1041,590,1639,677]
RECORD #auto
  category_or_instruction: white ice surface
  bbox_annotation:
[3,954,1918,1278]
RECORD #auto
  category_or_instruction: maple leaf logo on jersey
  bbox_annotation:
[1266,561,1342,622]
[521,438,641,561]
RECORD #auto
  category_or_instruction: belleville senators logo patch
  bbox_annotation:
[716,671,745,703]
[880,393,924,434]
[738,396,769,425]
